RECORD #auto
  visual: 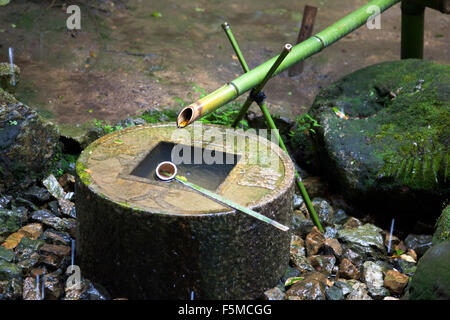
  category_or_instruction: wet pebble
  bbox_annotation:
[264,287,285,300]
[404,234,432,258]
[337,258,360,280]
[384,270,409,295]
[363,261,389,299]
[305,226,325,256]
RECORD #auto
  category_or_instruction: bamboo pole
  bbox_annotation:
[401,1,425,59]
[176,0,401,128]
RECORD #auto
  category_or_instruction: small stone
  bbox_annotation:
[342,247,364,269]
[363,261,389,299]
[23,186,50,204]
[400,254,416,263]
[293,194,304,209]
[264,287,285,300]
[325,285,344,300]
[305,226,325,256]
[320,238,342,258]
[43,174,66,200]
[47,201,62,217]
[286,278,326,300]
[40,244,71,257]
[18,223,43,240]
[0,246,15,262]
[384,270,409,295]
[17,237,45,252]
[31,209,76,232]
[307,255,336,276]
[324,226,339,239]
[345,281,372,300]
[290,234,305,258]
[334,280,354,296]
[404,234,432,258]
[41,254,62,268]
[292,211,314,238]
[385,233,401,250]
[332,209,349,225]
[0,260,21,281]
[0,208,22,237]
[2,232,25,250]
[1,278,22,299]
[281,266,302,284]
[312,197,334,226]
[291,255,314,274]
[338,258,360,280]
[43,229,72,246]
[17,252,40,272]
[407,249,417,261]
[58,199,76,218]
[23,277,40,300]
[343,217,362,229]
[337,224,385,258]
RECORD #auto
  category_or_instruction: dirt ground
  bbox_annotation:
[0,0,448,136]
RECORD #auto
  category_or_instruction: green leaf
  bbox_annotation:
[151,11,162,18]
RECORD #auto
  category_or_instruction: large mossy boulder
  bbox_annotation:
[406,240,450,300]
[433,204,450,246]
[303,60,449,218]
[0,90,59,192]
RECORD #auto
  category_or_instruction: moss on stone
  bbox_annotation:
[433,205,450,245]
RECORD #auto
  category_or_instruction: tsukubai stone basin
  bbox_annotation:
[75,123,295,299]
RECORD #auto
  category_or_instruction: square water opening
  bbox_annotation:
[130,141,241,191]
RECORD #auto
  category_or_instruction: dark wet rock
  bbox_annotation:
[0,278,22,299]
[79,127,106,149]
[374,260,394,275]
[292,211,314,238]
[332,209,349,225]
[58,199,76,218]
[12,197,38,212]
[264,287,285,300]
[337,224,385,258]
[286,276,326,300]
[302,177,326,199]
[337,258,360,280]
[22,277,40,300]
[307,255,336,276]
[345,281,372,300]
[404,234,433,258]
[396,259,416,276]
[41,254,63,269]
[64,278,109,300]
[31,209,76,232]
[43,273,63,300]
[47,200,62,217]
[342,247,364,269]
[43,229,72,246]
[290,235,305,261]
[433,205,449,246]
[0,194,13,209]
[17,237,45,253]
[343,217,362,229]
[320,238,343,259]
[40,244,71,257]
[17,252,40,272]
[406,240,450,300]
[22,186,50,204]
[363,261,389,299]
[0,208,22,237]
[308,60,450,218]
[0,246,15,262]
[334,280,353,297]
[0,260,21,280]
[325,285,344,300]
[311,197,335,226]
[247,112,294,136]
[293,194,304,209]
[0,62,20,93]
[281,266,302,284]
[291,255,314,274]
[305,226,325,256]
[384,269,409,295]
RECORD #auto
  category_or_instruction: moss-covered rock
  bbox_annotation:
[304,60,449,218]
[0,62,20,93]
[406,240,450,300]
[433,205,450,245]
[0,99,59,192]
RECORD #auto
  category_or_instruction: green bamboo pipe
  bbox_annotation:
[222,22,250,74]
[231,44,293,128]
[176,0,400,128]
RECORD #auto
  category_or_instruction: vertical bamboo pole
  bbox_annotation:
[401,1,425,59]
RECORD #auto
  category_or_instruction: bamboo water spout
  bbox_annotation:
[176,0,401,128]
